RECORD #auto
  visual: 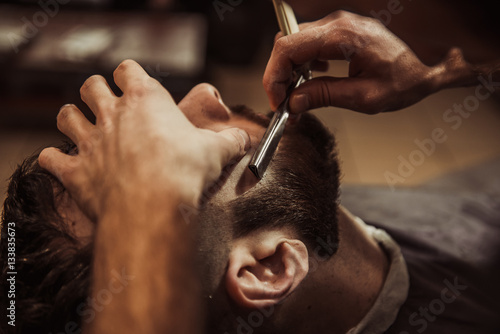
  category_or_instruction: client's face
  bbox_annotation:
[177,83,272,202]
[3,80,339,334]
[63,83,272,239]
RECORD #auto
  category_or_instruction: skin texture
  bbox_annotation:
[39,61,253,219]
[38,61,390,334]
[272,206,389,334]
[38,60,260,334]
[263,10,498,115]
[176,83,267,202]
[30,4,499,331]
[285,0,500,65]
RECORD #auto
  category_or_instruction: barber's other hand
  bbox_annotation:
[263,10,471,114]
[39,59,249,220]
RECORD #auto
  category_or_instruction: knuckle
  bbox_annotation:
[329,9,352,20]
[335,15,354,29]
[65,156,81,173]
[335,9,349,18]
[142,76,161,91]
[116,59,137,72]
[359,92,385,114]
[273,36,291,53]
[56,106,73,124]
[99,117,114,134]
[78,139,94,156]
[96,99,115,115]
[362,16,384,32]
[113,59,138,80]
[80,75,103,96]
[89,127,104,141]
[127,82,148,98]
[37,148,51,167]
[365,17,382,30]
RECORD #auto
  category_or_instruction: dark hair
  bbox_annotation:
[230,112,341,256]
[0,111,340,333]
[0,142,92,334]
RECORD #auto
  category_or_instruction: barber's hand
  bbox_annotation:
[263,10,471,114]
[39,59,249,220]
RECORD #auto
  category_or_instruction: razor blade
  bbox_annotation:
[248,73,308,179]
[248,0,310,179]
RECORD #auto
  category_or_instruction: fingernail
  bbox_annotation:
[59,104,75,115]
[291,94,309,113]
[237,129,251,151]
[60,103,74,110]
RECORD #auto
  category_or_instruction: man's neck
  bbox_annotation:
[277,206,390,334]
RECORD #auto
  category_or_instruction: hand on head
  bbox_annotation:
[39,59,250,220]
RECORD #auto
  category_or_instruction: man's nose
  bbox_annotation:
[178,83,231,128]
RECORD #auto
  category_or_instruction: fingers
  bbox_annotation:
[212,128,251,168]
[38,147,78,184]
[288,76,369,113]
[273,21,316,44]
[113,59,176,111]
[113,59,148,93]
[80,75,117,118]
[263,28,350,110]
[56,104,94,145]
[264,10,366,111]
[272,10,352,44]
[113,59,160,95]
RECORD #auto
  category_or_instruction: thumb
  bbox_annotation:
[288,76,364,113]
[213,128,251,167]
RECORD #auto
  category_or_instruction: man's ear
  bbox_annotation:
[225,230,309,309]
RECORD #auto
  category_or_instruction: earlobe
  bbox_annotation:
[225,235,309,309]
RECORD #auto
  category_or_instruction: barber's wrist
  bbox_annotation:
[429,47,484,93]
[89,186,200,334]
[101,175,202,215]
[100,185,183,225]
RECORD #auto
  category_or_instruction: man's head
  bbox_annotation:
[0,141,94,333]
[0,83,340,333]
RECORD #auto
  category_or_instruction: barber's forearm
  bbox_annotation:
[429,48,500,93]
[84,192,202,334]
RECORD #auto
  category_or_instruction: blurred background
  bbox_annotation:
[1,0,500,204]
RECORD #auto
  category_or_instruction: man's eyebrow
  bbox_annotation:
[229,105,271,128]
